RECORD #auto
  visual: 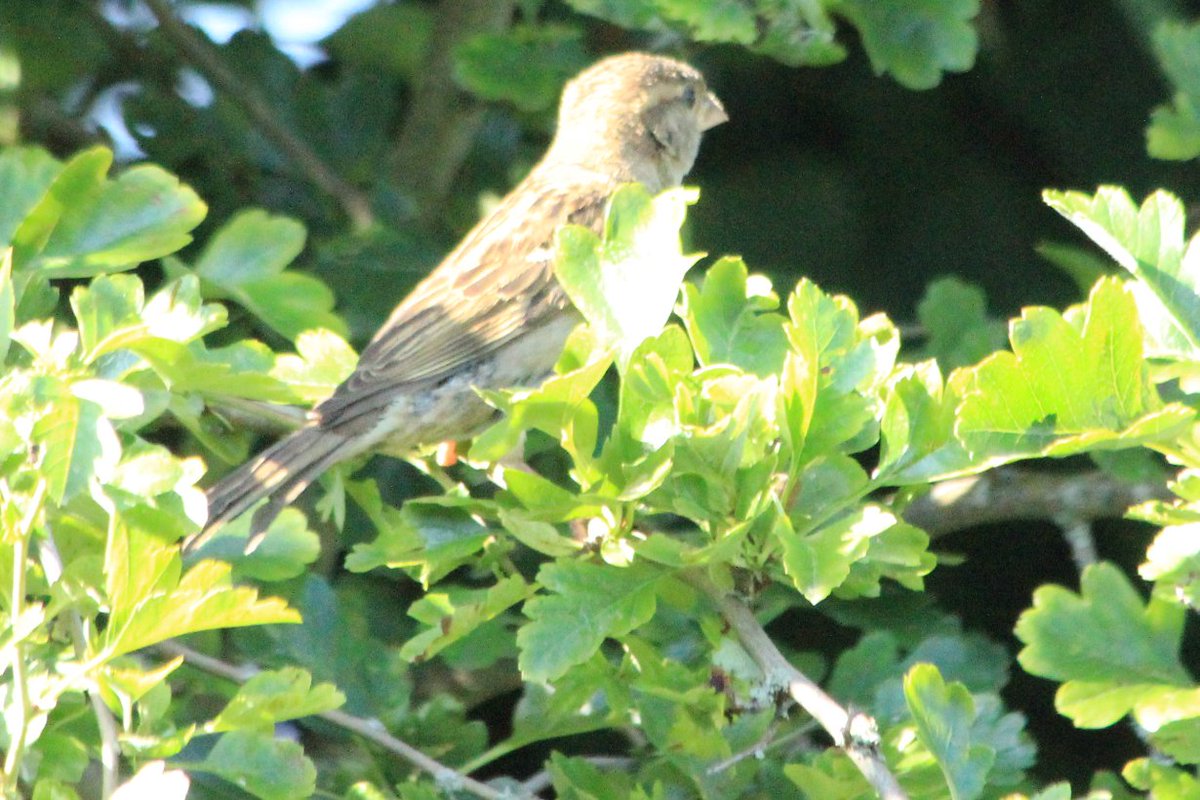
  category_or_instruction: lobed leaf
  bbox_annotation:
[836,0,980,90]
[517,559,663,683]
[903,663,996,800]
[1016,562,1190,728]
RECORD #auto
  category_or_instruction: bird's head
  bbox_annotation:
[548,52,726,192]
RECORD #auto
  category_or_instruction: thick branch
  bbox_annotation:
[689,574,909,800]
[388,0,515,221]
[153,641,524,800]
[900,468,1168,538]
[141,0,374,229]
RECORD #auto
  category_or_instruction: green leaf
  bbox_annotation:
[97,507,299,659]
[1016,562,1190,728]
[785,750,873,799]
[453,24,590,112]
[232,575,412,717]
[781,279,896,468]
[0,248,13,364]
[1043,187,1200,360]
[270,328,357,403]
[916,276,1003,371]
[71,273,227,368]
[12,147,206,277]
[555,184,701,367]
[548,751,633,799]
[0,146,63,249]
[498,507,582,556]
[187,508,320,583]
[562,0,664,29]
[1147,22,1200,160]
[470,344,611,479]
[206,668,344,733]
[779,504,932,603]
[1143,520,1200,612]
[876,359,976,483]
[955,277,1194,467]
[400,575,533,663]
[655,0,756,43]
[1124,759,1200,800]
[325,3,435,77]
[344,490,492,587]
[199,730,316,800]
[903,663,995,800]
[34,381,119,504]
[518,560,663,683]
[836,0,980,90]
[111,442,191,498]
[679,256,789,377]
[191,209,344,340]
[1035,241,1117,294]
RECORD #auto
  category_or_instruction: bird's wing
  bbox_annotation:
[314,174,612,432]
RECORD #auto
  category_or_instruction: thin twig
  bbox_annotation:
[39,533,122,799]
[900,468,1168,538]
[706,720,816,775]
[152,641,525,800]
[140,0,374,229]
[688,573,909,800]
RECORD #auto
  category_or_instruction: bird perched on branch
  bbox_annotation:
[186,52,726,553]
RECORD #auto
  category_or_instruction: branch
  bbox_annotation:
[140,0,374,230]
[152,641,526,800]
[388,0,515,222]
[688,574,909,800]
[900,468,1168,538]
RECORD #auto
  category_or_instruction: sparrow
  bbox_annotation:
[187,52,726,552]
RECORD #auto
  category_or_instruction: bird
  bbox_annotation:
[186,52,727,553]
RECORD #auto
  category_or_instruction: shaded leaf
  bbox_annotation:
[904,663,996,800]
[518,560,663,683]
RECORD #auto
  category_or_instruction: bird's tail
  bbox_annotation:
[184,426,355,554]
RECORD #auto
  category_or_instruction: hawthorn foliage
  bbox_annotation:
[4,2,1200,800]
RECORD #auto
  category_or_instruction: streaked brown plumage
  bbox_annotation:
[187,52,726,552]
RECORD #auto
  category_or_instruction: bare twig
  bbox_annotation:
[389,0,515,221]
[900,468,1168,539]
[152,641,525,800]
[688,573,908,800]
[140,0,374,229]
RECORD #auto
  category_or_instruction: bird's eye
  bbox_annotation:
[681,85,696,108]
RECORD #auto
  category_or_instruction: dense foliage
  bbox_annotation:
[4,2,1200,799]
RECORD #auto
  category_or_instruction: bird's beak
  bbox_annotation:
[698,91,728,131]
